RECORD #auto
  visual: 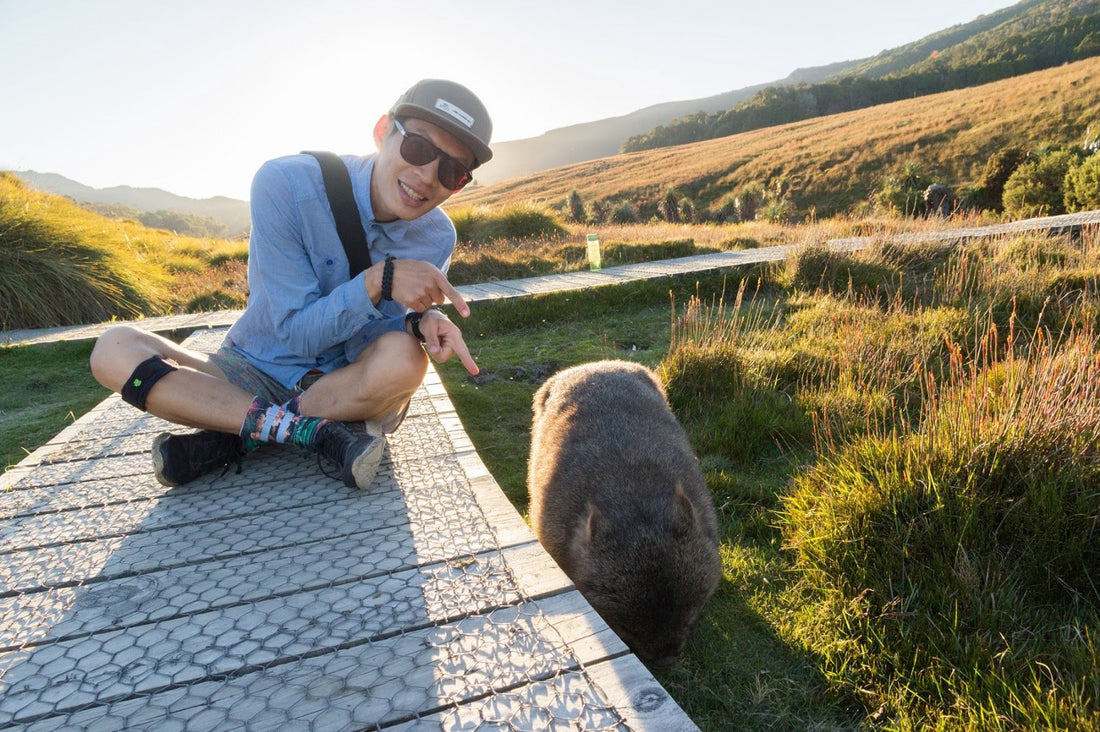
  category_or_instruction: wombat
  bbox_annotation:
[527,360,721,668]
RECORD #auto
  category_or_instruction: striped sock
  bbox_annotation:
[241,396,329,449]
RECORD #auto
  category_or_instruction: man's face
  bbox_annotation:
[370,116,476,222]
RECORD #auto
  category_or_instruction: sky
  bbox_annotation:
[1,0,1016,201]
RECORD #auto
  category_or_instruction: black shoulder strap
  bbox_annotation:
[302,151,372,278]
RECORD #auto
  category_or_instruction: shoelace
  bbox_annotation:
[316,452,339,481]
[314,430,345,481]
[217,453,245,480]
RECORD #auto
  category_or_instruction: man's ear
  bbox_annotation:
[373,114,390,150]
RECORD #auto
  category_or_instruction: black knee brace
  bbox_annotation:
[120,356,178,411]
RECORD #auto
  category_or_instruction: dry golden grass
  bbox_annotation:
[454,56,1100,217]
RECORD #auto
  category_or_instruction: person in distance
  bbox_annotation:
[89,78,491,490]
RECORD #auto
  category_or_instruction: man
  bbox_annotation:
[89,78,491,491]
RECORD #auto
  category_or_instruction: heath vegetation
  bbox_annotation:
[434,224,1100,729]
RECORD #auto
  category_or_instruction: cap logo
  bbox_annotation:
[434,98,475,129]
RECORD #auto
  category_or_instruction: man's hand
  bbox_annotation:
[369,258,470,318]
[418,309,478,375]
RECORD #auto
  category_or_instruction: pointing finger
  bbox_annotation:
[437,277,470,318]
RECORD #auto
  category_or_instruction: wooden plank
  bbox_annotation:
[6,591,625,730]
[585,655,703,731]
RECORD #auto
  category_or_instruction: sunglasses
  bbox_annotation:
[392,118,474,191]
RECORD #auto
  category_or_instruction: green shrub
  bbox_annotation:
[566,189,586,223]
[659,188,681,223]
[873,162,926,217]
[678,197,697,224]
[1002,149,1080,218]
[1063,152,1100,212]
[446,203,567,244]
[969,146,1027,211]
[735,183,764,222]
[610,200,639,224]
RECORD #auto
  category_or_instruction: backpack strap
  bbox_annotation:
[302,151,372,278]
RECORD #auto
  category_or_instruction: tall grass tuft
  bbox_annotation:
[0,173,251,330]
[0,173,169,329]
[934,228,1100,333]
[781,313,1100,728]
[447,203,567,244]
[659,280,811,465]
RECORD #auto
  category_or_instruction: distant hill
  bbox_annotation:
[473,65,856,188]
[621,0,1099,153]
[11,171,251,237]
[453,56,1100,218]
[475,0,1095,186]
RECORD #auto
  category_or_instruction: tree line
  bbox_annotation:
[623,6,1100,154]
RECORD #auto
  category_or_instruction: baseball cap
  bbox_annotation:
[390,79,493,167]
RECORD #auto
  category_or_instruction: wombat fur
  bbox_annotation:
[527,360,721,668]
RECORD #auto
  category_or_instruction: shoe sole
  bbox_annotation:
[348,433,387,490]
[379,400,411,434]
[151,432,179,487]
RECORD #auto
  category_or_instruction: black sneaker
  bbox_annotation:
[314,421,385,490]
[152,430,244,487]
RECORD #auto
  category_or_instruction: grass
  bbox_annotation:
[0,340,108,471]
[3,199,1099,728]
[0,172,248,330]
[433,224,1100,729]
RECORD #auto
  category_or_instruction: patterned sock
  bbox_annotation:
[281,394,302,415]
[240,396,330,450]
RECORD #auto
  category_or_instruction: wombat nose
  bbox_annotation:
[648,654,680,670]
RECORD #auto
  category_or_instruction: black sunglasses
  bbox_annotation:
[392,118,474,191]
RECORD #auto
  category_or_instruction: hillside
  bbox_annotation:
[622,0,1100,153]
[474,81,778,187]
[12,171,251,237]
[479,0,1087,185]
[451,56,1100,218]
[473,62,875,187]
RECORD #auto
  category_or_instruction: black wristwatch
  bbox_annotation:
[405,311,425,341]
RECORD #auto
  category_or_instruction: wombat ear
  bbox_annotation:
[584,502,603,545]
[672,483,699,534]
[531,381,551,414]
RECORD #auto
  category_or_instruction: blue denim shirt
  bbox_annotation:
[223,153,456,389]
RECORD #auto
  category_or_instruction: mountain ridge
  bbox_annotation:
[13,170,252,237]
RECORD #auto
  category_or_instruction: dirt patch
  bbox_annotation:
[469,360,560,386]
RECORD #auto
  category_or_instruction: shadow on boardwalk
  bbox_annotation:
[0,330,695,729]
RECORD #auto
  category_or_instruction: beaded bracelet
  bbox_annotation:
[380,254,395,301]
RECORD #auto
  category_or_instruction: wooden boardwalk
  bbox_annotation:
[0,328,697,730]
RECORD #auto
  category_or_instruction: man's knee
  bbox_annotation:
[361,331,428,391]
[89,325,154,391]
